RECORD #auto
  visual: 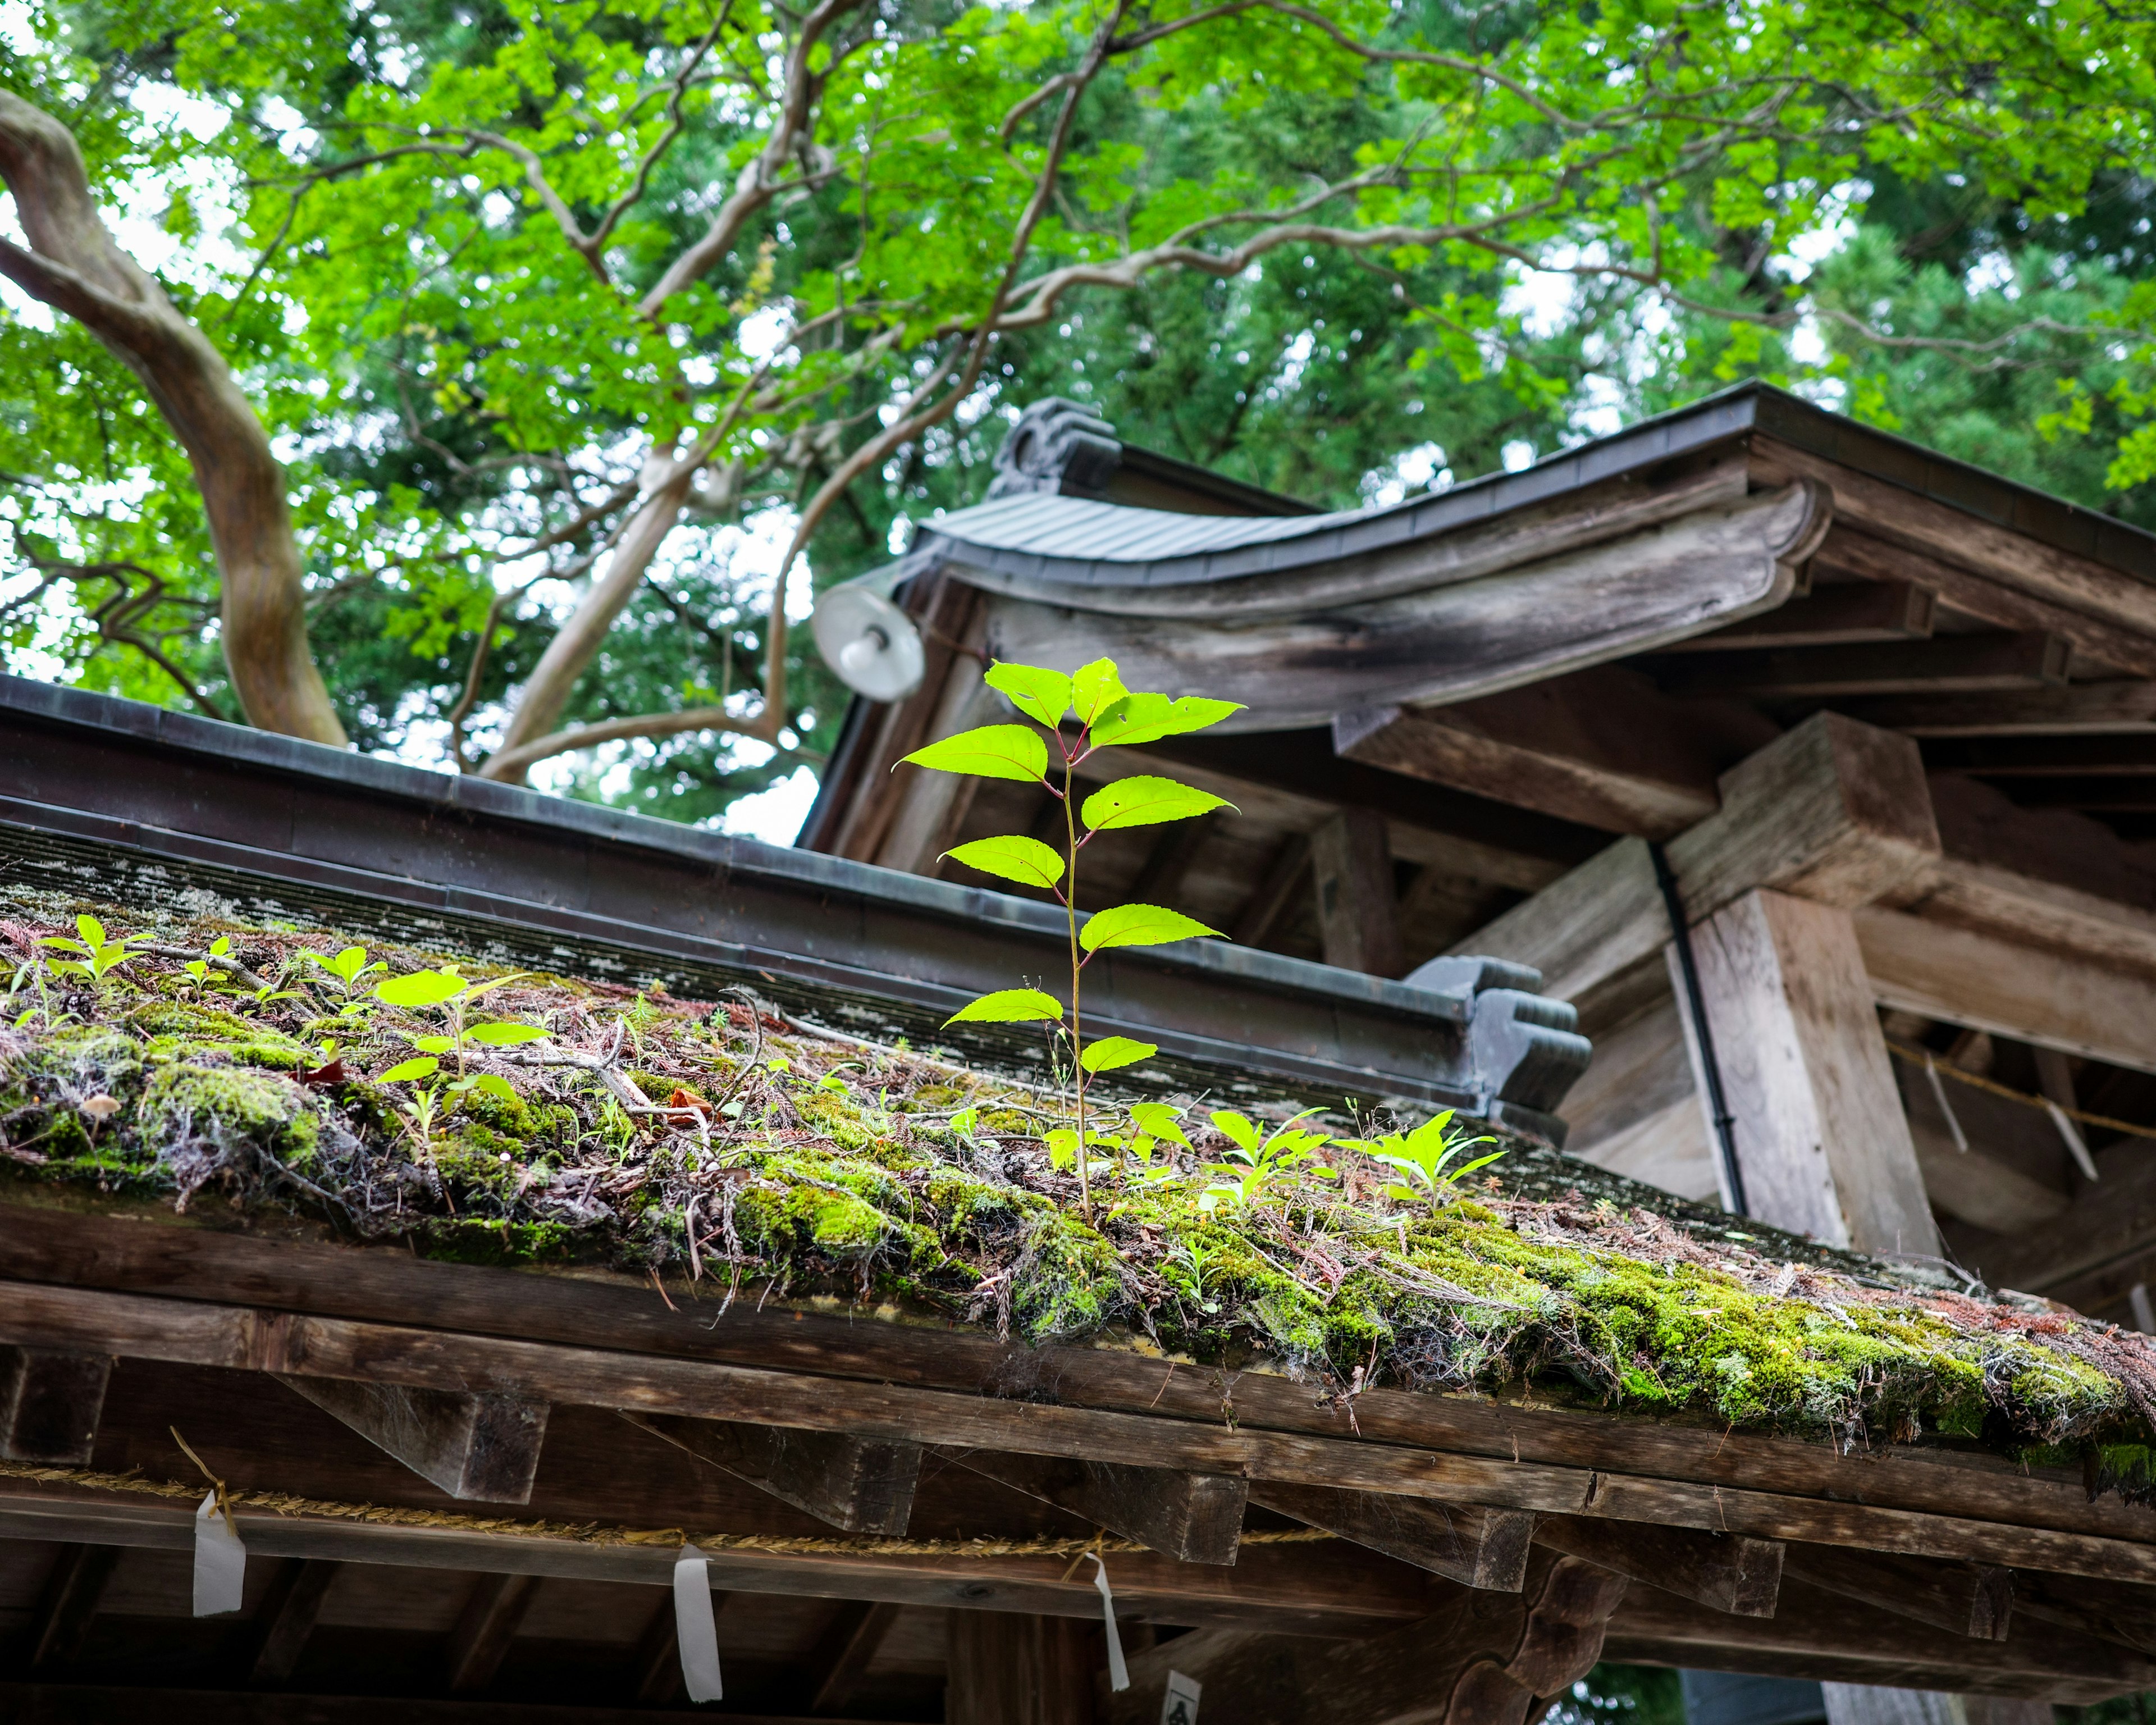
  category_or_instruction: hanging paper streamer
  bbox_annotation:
[1087,1552,1130,1693]
[1922,1055,1969,1153]
[673,1544,724,1703]
[2043,1098,2101,1183]
[1160,1669,1202,1725]
[193,1491,247,1617]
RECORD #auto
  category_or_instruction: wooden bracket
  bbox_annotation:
[949,1448,1247,1566]
[1,1344,111,1464]
[276,1374,547,1504]
[1533,1514,1781,1618]
[622,1410,920,1535]
[1249,1483,1531,1591]
[1782,1542,2011,1642]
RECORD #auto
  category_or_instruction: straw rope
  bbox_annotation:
[1884,1040,2156,1143]
[0,1459,1333,1559]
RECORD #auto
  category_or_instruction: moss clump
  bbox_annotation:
[6,889,2156,1465]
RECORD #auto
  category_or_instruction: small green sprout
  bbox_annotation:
[1333,1110,1505,1207]
[37,915,144,984]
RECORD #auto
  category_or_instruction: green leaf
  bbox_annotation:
[943,834,1066,889]
[901,724,1049,784]
[464,1073,519,1102]
[1081,776,1233,831]
[1079,1035,1156,1073]
[1209,1110,1262,1153]
[76,915,106,947]
[1091,694,1246,749]
[378,1056,440,1083]
[1046,1127,1080,1170]
[376,970,467,1008]
[1128,1102,1191,1149]
[1071,659,1127,729]
[943,987,1066,1026]
[412,1034,455,1054]
[468,1021,550,1045]
[984,661,1073,730]
[1079,903,1223,951]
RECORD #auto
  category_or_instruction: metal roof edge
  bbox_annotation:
[0,673,1471,1026]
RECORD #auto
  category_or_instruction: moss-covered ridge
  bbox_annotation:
[5,890,2156,1462]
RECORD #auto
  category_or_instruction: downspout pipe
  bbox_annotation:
[1650,842,1748,1217]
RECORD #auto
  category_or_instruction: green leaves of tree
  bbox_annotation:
[901,725,1049,784]
[1082,777,1233,830]
[374,970,467,1008]
[944,987,1067,1026]
[1080,903,1222,951]
[1070,659,1128,728]
[944,834,1067,889]
[1079,1035,1156,1073]
[1090,694,1244,749]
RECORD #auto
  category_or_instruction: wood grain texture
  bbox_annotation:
[621,1412,920,1536]
[1780,1544,2011,1642]
[0,1686,887,1725]
[1249,1483,1532,1590]
[246,1558,340,1686]
[275,1374,549,1505]
[28,1541,117,1672]
[0,1344,109,1464]
[1309,806,1403,976]
[1835,681,2156,736]
[1533,1516,1782,1618]
[952,1450,1248,1566]
[1683,889,1939,1258]
[1662,580,1936,651]
[947,1610,1095,1725]
[1655,631,2068,700]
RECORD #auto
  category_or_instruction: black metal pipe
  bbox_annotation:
[1650,841,1748,1217]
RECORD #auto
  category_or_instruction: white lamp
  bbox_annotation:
[811,566,926,701]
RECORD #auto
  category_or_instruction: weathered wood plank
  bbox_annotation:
[1854,907,2156,1074]
[1309,806,1403,976]
[1837,681,2156,737]
[4,1206,2148,1549]
[275,1375,549,1505]
[1663,581,1936,651]
[445,1571,541,1692]
[1333,666,1750,839]
[1532,1515,1781,1618]
[28,1541,118,1672]
[952,1450,1247,1566]
[246,1559,339,1686]
[1451,713,1941,1000]
[1656,632,2068,700]
[0,1345,110,1465]
[947,1610,1094,1725]
[1685,889,1939,1257]
[622,1412,920,1536]
[10,1281,2156,1583]
[0,1686,888,1725]
[808,1600,902,1715]
[1248,1482,1531,1590]
[1781,1544,2010,1642]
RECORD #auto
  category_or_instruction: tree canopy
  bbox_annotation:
[2,0,2153,825]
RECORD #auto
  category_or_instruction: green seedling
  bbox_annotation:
[37,915,144,984]
[374,966,545,1080]
[305,944,386,1015]
[1333,1109,1505,1207]
[1198,1107,1337,1213]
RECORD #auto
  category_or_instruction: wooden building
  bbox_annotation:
[804,385,2156,1322]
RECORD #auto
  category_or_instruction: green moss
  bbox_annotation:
[140,1062,321,1165]
[129,1000,314,1069]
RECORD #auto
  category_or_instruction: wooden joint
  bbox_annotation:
[951,1448,1247,1566]
[276,1375,548,1504]
[1248,1484,1531,1591]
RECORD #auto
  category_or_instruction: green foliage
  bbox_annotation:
[1080,775,1234,832]
[36,915,145,983]
[1336,1110,1505,1205]
[942,835,1066,889]
[1079,903,1221,952]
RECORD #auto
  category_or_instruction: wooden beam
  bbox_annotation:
[1609,1572,2152,1701]
[1854,907,2156,1074]
[445,1571,541,1694]
[1333,666,1751,839]
[275,1374,548,1505]
[1126,815,1216,904]
[2012,1569,2156,1657]
[1248,1484,1532,1590]
[1655,631,2070,700]
[1684,889,1939,1256]
[951,1450,1248,1565]
[0,1345,109,1464]
[1230,833,1312,946]
[16,1281,2156,1585]
[1532,1515,1782,1618]
[1452,713,1941,1000]
[0,1687,890,1725]
[1309,806,1403,976]
[947,1610,1095,1725]
[1780,1544,2010,1642]
[1958,1147,2156,1300]
[1551,976,1720,1202]
[29,1542,118,1672]
[1663,581,1937,650]
[1836,681,2156,737]
[808,1600,902,1715]
[621,1412,920,1536]
[246,1558,339,1687]
[1105,1554,1627,1725]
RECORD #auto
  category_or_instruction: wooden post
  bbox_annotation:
[947,1610,1097,1725]
[0,1345,111,1464]
[1310,806,1403,976]
[1678,889,1939,1257]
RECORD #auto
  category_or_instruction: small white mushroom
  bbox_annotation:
[79,1094,121,1122]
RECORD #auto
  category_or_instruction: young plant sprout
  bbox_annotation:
[37,915,145,984]
[372,965,548,1106]
[901,658,1241,1216]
